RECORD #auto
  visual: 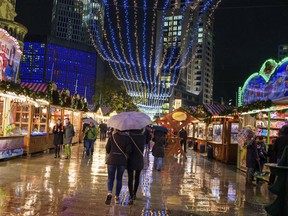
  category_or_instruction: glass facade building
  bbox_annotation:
[20,42,97,103]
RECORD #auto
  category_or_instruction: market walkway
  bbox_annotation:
[0,140,275,216]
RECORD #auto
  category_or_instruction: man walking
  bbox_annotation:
[179,128,187,153]
[83,122,98,157]
[63,118,75,159]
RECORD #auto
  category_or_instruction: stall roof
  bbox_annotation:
[21,82,47,93]
[190,104,234,115]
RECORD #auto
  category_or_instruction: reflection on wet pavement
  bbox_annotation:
[0,141,275,215]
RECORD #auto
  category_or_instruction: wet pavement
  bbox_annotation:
[0,140,275,216]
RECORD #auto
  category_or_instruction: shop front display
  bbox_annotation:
[225,121,239,164]
[237,57,288,170]
[207,123,224,160]
[72,111,82,144]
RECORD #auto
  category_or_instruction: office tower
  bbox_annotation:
[156,0,215,109]
[15,0,104,104]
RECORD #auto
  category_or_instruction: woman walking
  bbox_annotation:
[152,130,166,171]
[105,130,132,205]
[53,119,64,158]
[127,129,145,205]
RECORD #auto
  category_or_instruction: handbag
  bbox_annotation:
[112,134,127,160]
[128,135,143,155]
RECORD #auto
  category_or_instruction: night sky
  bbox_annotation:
[214,0,288,104]
[15,0,288,105]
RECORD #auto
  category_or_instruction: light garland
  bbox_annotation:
[83,0,222,111]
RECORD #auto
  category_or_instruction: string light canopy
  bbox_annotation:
[83,0,221,114]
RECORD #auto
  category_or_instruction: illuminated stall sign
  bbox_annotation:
[0,28,22,82]
[239,58,288,106]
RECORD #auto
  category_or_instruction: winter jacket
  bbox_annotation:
[63,123,75,144]
[246,141,259,168]
[179,129,187,141]
[273,135,288,161]
[106,132,132,166]
[152,131,166,158]
[127,130,145,171]
[53,123,64,145]
[84,125,98,140]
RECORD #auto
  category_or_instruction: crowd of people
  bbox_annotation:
[245,125,288,185]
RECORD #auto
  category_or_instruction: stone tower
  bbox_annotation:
[0,0,27,48]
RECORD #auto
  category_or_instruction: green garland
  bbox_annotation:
[237,100,274,113]
[1,81,89,112]
[0,80,48,101]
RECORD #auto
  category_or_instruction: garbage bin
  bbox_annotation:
[200,144,205,153]
[193,141,198,151]
[207,145,213,159]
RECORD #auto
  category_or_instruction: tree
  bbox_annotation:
[93,75,139,114]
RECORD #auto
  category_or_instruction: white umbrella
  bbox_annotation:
[82,118,99,125]
[107,111,152,131]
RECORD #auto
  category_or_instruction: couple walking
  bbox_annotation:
[105,128,145,205]
[53,118,75,159]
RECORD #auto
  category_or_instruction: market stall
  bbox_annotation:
[190,104,235,159]
[237,57,288,170]
[155,107,197,158]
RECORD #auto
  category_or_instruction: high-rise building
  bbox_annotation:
[15,0,104,104]
[156,0,215,109]
[278,44,288,60]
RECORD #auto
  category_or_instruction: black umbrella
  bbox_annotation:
[152,125,169,134]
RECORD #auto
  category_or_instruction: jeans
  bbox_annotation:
[107,165,126,196]
[127,169,141,197]
[84,139,95,156]
[153,157,163,170]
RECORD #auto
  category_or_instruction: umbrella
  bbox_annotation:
[107,111,152,131]
[82,118,99,125]
[152,125,169,134]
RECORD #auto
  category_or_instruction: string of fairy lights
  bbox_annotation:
[83,0,222,113]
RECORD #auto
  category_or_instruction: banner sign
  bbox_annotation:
[0,28,22,82]
[0,136,24,159]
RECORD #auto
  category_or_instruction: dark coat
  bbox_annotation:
[179,129,187,141]
[152,132,166,158]
[127,130,145,171]
[246,141,259,168]
[273,135,288,160]
[53,124,64,145]
[63,123,74,144]
[106,132,132,166]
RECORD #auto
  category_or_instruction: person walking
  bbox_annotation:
[152,130,166,171]
[83,122,98,158]
[179,128,188,153]
[246,139,259,184]
[105,130,132,205]
[63,118,75,159]
[99,122,108,141]
[52,119,64,158]
[127,129,145,205]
